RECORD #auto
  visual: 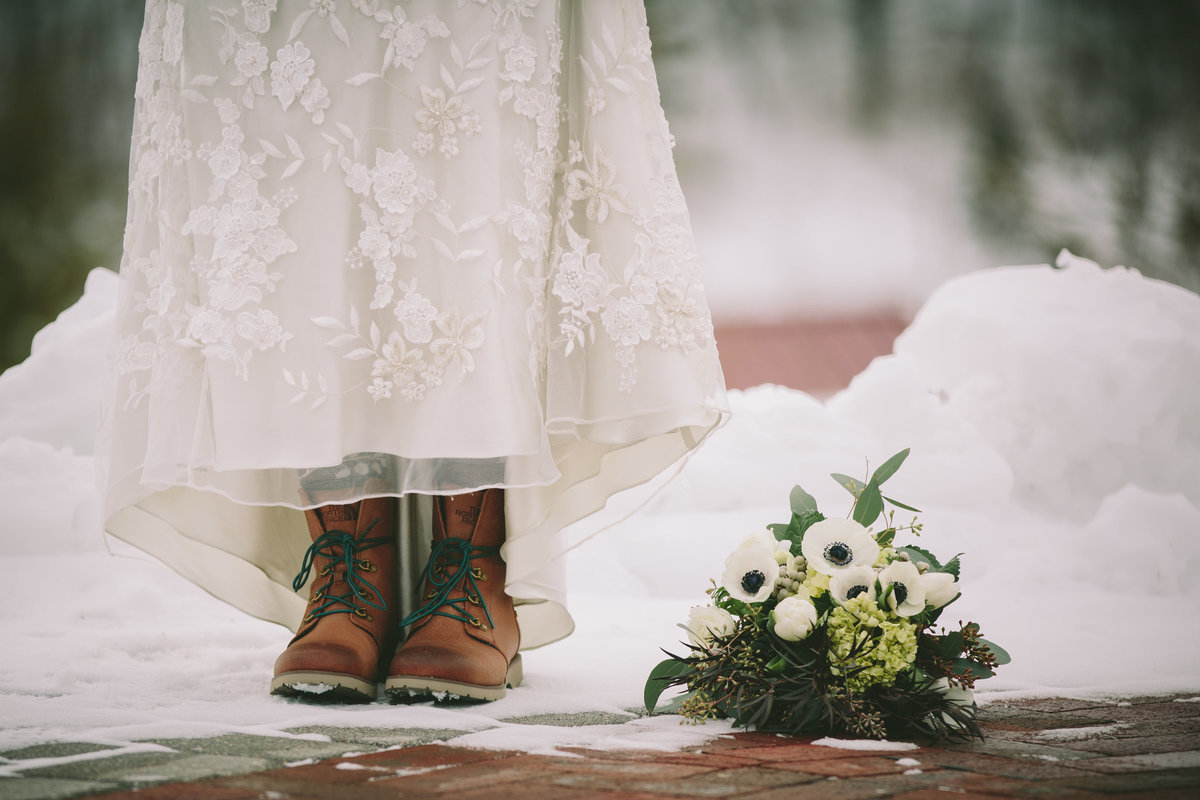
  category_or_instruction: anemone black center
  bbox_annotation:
[893,583,908,605]
[846,585,868,599]
[825,542,852,566]
[741,570,766,594]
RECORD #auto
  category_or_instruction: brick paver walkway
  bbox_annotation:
[67,694,1200,800]
[713,316,909,394]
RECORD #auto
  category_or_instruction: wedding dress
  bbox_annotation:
[98,0,728,649]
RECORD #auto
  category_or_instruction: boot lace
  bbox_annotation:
[399,537,499,631]
[292,518,390,623]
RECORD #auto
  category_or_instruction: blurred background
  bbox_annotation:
[1,0,1198,388]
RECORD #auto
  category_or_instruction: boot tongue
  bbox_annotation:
[443,494,485,540]
[320,503,359,527]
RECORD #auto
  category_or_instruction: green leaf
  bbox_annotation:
[765,654,788,673]
[875,528,896,548]
[831,473,865,496]
[941,554,962,579]
[883,495,922,513]
[979,638,1012,666]
[794,510,825,538]
[897,545,942,571]
[766,523,789,538]
[644,658,692,713]
[852,482,884,527]
[775,510,825,550]
[929,631,964,660]
[871,448,910,485]
[789,485,819,515]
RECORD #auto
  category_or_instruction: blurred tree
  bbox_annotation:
[0,0,143,373]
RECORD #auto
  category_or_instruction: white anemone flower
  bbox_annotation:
[771,592,818,641]
[801,518,880,575]
[738,530,792,564]
[684,605,737,650]
[919,571,960,609]
[829,565,879,606]
[721,544,780,604]
[878,561,927,617]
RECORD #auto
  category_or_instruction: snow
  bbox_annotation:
[812,737,919,752]
[1,252,1198,758]
[1035,724,1132,742]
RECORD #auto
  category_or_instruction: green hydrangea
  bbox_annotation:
[802,565,830,597]
[827,595,918,691]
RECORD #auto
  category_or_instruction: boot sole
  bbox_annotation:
[270,670,377,703]
[384,654,523,703]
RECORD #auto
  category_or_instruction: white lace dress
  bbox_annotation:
[98,0,728,649]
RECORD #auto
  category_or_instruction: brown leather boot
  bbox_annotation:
[271,493,397,702]
[385,488,522,702]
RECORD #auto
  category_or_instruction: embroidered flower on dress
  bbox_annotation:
[430,309,487,378]
[601,296,652,349]
[270,42,316,111]
[551,226,606,317]
[393,291,438,343]
[502,40,537,83]
[566,143,628,223]
[234,42,269,82]
[242,0,278,35]
[370,148,421,215]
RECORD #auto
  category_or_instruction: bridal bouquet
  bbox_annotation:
[645,449,1008,741]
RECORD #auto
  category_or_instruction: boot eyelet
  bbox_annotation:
[471,567,486,580]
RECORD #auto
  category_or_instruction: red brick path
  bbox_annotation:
[88,694,1200,800]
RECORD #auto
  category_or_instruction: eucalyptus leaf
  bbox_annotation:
[789,485,819,514]
[951,657,994,680]
[871,448,910,485]
[980,638,1012,666]
[831,472,865,496]
[883,495,922,513]
[875,528,896,548]
[853,483,884,527]
[644,657,692,713]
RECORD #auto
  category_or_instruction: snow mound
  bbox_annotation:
[1,253,1198,754]
[885,251,1200,521]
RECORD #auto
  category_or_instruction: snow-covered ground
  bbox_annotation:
[1,252,1198,757]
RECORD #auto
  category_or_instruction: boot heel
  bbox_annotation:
[505,653,523,689]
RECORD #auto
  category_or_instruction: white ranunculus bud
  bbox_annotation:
[771,593,819,641]
[685,605,737,650]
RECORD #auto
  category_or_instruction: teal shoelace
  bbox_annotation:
[292,518,390,623]
[400,537,499,631]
